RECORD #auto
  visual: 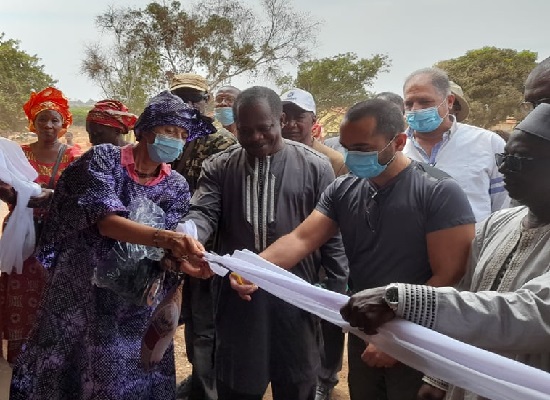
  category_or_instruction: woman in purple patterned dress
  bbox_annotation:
[9,91,216,400]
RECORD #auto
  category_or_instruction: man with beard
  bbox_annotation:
[341,102,550,400]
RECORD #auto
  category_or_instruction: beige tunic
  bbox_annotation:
[400,207,550,400]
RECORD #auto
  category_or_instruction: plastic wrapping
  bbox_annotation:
[92,197,166,306]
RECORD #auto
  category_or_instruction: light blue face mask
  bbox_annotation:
[344,137,397,179]
[405,100,447,133]
[147,134,185,163]
[215,107,235,126]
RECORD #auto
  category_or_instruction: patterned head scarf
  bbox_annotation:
[22,87,73,137]
[134,91,216,141]
[86,100,138,134]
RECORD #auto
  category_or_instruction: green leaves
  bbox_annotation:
[278,53,391,130]
[0,33,57,133]
[81,0,319,111]
[435,47,537,128]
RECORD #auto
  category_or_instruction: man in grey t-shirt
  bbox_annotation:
[232,99,476,400]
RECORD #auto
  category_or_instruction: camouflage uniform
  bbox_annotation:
[173,128,237,193]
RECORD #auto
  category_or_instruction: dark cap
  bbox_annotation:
[515,103,550,141]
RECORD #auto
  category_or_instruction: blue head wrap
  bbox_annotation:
[134,91,216,141]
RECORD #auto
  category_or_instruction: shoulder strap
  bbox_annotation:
[415,161,451,180]
[47,144,68,189]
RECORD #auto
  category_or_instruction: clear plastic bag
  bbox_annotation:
[92,197,166,306]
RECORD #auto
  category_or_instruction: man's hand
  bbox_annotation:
[229,272,258,301]
[340,287,395,334]
[361,343,399,368]
[161,253,213,279]
[417,383,446,400]
[0,180,16,204]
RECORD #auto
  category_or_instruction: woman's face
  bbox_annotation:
[149,125,189,142]
[34,110,63,143]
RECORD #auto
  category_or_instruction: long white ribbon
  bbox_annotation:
[0,138,41,273]
[205,250,550,400]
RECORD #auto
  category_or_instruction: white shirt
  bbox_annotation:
[403,117,510,222]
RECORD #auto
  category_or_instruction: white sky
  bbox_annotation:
[2,0,549,101]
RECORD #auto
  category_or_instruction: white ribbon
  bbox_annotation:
[205,250,550,400]
[0,138,41,273]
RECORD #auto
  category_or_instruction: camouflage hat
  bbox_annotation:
[170,73,209,92]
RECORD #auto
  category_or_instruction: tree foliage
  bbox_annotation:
[0,33,57,133]
[435,47,538,128]
[81,7,164,113]
[277,52,390,127]
[82,0,319,112]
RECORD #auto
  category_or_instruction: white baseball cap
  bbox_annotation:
[280,88,316,114]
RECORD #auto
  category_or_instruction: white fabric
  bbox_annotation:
[0,138,41,274]
[205,250,550,400]
[404,120,510,222]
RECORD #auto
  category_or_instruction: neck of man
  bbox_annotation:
[224,123,237,135]
[370,152,411,187]
[413,118,453,154]
[524,207,550,229]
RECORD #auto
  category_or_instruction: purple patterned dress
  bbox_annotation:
[9,144,191,400]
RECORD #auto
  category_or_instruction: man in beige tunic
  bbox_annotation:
[340,102,550,400]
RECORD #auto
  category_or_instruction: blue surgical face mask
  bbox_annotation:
[344,137,397,179]
[147,134,185,163]
[405,100,447,133]
[215,107,235,126]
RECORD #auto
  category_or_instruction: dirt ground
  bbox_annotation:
[173,327,350,400]
[0,129,352,399]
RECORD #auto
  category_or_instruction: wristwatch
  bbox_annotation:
[384,283,399,311]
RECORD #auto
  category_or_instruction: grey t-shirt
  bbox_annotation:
[316,161,475,291]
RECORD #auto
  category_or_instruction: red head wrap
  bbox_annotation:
[22,87,73,137]
[86,100,138,134]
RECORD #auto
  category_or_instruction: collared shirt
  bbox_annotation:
[120,144,171,186]
[404,117,510,222]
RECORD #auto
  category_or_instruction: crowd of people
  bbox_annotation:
[0,57,549,400]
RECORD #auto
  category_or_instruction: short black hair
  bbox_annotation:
[344,99,405,140]
[233,86,282,121]
[375,92,405,115]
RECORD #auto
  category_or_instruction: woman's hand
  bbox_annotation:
[165,232,205,259]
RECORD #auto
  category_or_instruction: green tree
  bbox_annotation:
[81,7,164,113]
[0,33,57,133]
[82,0,319,111]
[435,47,538,128]
[277,52,390,129]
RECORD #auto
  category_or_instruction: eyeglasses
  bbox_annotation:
[180,93,209,104]
[519,98,550,113]
[495,153,547,173]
